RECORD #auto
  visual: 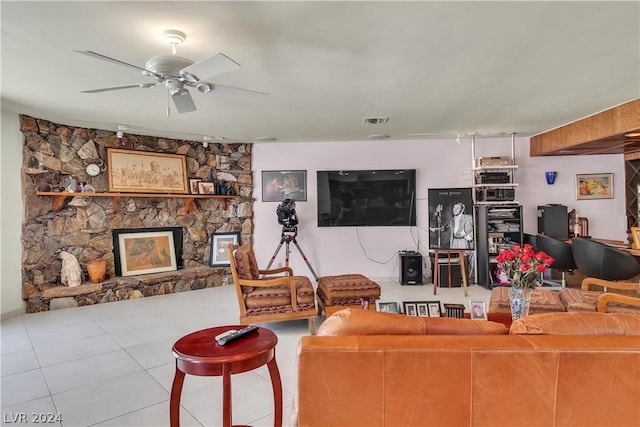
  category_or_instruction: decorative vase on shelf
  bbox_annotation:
[86,258,107,283]
[509,284,532,321]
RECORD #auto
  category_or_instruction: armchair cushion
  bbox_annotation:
[558,288,602,311]
[245,276,315,315]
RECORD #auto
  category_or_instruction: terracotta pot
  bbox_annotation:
[86,258,107,283]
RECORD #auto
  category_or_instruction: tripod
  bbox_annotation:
[265,224,319,281]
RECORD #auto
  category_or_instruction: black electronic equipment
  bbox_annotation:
[537,204,569,239]
[478,172,510,184]
[476,188,515,202]
[317,169,417,227]
[399,252,423,285]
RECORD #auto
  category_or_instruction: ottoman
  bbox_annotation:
[488,286,566,315]
[316,274,381,316]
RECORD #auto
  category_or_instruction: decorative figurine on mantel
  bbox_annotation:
[60,251,82,287]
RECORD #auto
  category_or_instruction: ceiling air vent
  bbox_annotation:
[363,117,389,125]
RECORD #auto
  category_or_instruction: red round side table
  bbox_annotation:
[170,325,282,427]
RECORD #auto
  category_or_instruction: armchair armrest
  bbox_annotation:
[598,293,640,312]
[259,266,294,276]
[581,277,640,293]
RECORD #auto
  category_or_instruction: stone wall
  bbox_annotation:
[20,115,253,313]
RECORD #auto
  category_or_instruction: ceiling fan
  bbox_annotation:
[75,29,267,114]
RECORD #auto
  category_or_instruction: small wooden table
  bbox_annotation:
[432,249,469,296]
[170,325,282,427]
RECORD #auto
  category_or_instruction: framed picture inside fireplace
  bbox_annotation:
[113,227,183,276]
[209,232,241,267]
[107,148,189,194]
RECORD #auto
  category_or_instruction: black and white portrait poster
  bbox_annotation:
[428,188,474,249]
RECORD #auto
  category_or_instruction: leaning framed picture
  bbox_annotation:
[469,300,488,320]
[403,302,418,316]
[426,301,442,317]
[107,148,189,194]
[209,232,241,267]
[262,170,307,202]
[377,301,399,314]
[631,227,640,250]
[575,173,613,200]
[114,229,178,277]
[189,178,202,195]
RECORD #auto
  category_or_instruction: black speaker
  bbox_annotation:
[399,252,423,285]
[537,204,569,239]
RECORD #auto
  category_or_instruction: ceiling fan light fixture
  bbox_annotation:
[196,82,212,93]
[162,29,186,53]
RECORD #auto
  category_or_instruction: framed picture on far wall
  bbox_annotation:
[262,170,307,202]
[107,148,188,194]
[575,173,613,200]
[209,232,240,267]
[428,187,474,250]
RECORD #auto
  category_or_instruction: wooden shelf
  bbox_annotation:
[36,191,238,212]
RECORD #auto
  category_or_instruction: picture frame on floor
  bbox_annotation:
[426,301,442,317]
[403,301,428,316]
[470,300,488,320]
[403,302,417,316]
[377,301,399,314]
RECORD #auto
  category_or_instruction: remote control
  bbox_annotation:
[214,330,237,342]
[216,325,259,345]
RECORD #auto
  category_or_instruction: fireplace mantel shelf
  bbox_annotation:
[36,191,239,213]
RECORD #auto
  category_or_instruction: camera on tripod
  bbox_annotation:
[276,199,299,233]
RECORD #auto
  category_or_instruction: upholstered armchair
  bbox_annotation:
[227,244,317,334]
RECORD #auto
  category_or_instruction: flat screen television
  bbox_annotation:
[317,169,417,227]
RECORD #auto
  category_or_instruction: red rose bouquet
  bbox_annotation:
[496,244,554,289]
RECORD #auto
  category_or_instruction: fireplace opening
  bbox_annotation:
[112,227,184,276]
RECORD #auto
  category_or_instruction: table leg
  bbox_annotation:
[433,250,439,295]
[170,366,185,427]
[267,356,283,427]
[222,363,232,427]
[460,251,469,296]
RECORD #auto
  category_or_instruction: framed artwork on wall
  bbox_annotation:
[209,232,241,267]
[107,148,189,194]
[575,173,613,200]
[262,170,307,202]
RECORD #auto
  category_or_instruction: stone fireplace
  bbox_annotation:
[20,115,254,313]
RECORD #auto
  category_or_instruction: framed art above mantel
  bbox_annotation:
[107,148,189,194]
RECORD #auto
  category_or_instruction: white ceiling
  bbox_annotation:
[2,1,639,144]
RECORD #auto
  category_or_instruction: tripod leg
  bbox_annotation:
[291,238,319,281]
[265,240,285,272]
[285,241,291,268]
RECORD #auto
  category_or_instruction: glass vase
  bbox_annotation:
[509,285,531,321]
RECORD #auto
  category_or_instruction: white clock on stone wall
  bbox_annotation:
[86,163,101,176]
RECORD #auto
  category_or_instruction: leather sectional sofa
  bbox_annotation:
[294,308,640,426]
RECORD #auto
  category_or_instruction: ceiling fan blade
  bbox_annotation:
[179,53,240,82]
[210,83,270,97]
[171,89,197,113]
[74,50,149,73]
[80,83,156,93]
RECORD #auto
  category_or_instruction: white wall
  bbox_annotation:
[1,110,26,318]
[253,137,626,281]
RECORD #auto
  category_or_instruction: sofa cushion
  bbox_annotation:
[509,312,640,335]
[316,307,508,336]
[244,276,315,315]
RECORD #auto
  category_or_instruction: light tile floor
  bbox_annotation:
[1,279,491,427]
